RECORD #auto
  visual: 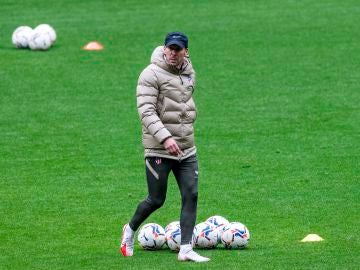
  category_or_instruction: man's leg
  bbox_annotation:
[173,155,198,244]
[129,157,173,229]
[120,157,173,256]
[173,155,210,262]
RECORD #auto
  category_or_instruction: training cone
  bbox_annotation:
[301,234,324,242]
[83,41,104,51]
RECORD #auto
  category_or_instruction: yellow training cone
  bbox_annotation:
[301,234,324,242]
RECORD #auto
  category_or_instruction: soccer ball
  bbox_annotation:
[165,221,180,233]
[12,26,33,48]
[34,24,56,44]
[206,215,229,229]
[192,222,218,248]
[137,223,166,250]
[29,30,52,50]
[221,222,250,249]
[206,215,229,242]
[165,225,181,251]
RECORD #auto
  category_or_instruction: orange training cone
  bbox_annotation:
[83,41,104,51]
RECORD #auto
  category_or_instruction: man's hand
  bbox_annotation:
[163,137,183,156]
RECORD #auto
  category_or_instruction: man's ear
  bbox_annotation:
[185,48,189,57]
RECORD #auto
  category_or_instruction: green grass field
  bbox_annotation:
[1,0,359,269]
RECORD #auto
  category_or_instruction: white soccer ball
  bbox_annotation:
[137,223,166,250]
[206,215,230,242]
[34,24,56,44]
[192,221,218,249]
[165,221,180,233]
[165,225,181,251]
[29,31,52,50]
[12,26,33,48]
[221,222,250,249]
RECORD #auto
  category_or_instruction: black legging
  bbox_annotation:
[129,155,198,244]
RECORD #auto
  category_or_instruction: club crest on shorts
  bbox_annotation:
[155,158,162,165]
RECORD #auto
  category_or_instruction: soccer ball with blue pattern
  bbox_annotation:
[206,215,229,242]
[165,225,181,251]
[165,221,180,233]
[221,222,250,249]
[137,223,166,250]
[192,222,218,248]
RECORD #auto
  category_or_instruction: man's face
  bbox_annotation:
[164,45,188,66]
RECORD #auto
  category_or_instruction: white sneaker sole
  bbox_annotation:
[178,253,210,262]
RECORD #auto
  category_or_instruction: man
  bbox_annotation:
[120,31,210,262]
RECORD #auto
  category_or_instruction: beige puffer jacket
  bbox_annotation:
[136,46,197,160]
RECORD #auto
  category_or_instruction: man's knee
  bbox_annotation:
[146,196,166,209]
[183,190,198,204]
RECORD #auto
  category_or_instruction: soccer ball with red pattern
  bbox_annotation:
[221,222,250,249]
[165,221,180,233]
[137,223,166,250]
[192,222,218,248]
[165,225,181,251]
[206,215,230,242]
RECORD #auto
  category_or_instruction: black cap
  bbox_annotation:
[164,31,188,49]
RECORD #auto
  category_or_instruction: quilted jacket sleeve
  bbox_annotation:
[136,67,172,144]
